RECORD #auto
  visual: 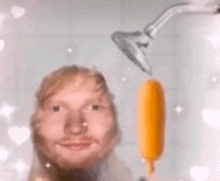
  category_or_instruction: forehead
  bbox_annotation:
[63,75,102,93]
[45,75,107,102]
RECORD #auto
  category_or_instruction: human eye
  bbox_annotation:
[51,106,64,112]
[87,104,103,111]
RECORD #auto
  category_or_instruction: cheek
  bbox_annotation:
[88,114,115,142]
[34,115,65,141]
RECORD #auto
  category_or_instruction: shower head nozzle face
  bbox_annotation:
[111,31,152,76]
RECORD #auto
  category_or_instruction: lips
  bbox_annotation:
[61,142,92,151]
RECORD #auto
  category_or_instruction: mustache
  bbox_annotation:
[33,131,99,144]
[59,135,99,145]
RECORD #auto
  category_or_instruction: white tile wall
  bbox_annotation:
[70,0,121,36]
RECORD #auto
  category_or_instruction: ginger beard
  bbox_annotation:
[34,124,117,171]
[31,77,118,172]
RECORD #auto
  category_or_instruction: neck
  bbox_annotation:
[56,167,98,181]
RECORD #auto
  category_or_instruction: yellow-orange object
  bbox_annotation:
[137,79,165,178]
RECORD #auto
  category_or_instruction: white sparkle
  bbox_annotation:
[212,77,217,82]
[141,158,146,163]
[175,104,183,115]
[67,48,73,53]
[0,146,9,161]
[45,162,51,169]
[82,122,88,127]
[122,77,126,82]
[13,160,27,173]
[0,102,16,121]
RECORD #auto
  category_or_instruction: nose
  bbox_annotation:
[64,110,88,136]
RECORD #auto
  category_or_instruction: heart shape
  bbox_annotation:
[11,6,25,19]
[190,166,209,181]
[0,39,5,52]
[0,146,8,161]
[8,126,30,145]
[202,109,220,128]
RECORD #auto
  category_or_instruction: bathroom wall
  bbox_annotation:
[1,0,220,180]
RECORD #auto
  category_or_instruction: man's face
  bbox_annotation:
[33,76,116,171]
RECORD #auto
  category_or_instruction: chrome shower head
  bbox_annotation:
[111,31,153,76]
[111,3,220,76]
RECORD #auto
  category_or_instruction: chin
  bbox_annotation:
[56,158,96,171]
[39,143,112,171]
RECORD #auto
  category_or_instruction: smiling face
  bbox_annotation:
[31,69,118,171]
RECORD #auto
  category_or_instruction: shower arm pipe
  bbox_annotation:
[144,3,220,38]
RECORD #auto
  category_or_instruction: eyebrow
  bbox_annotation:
[42,100,69,108]
[43,94,108,107]
[85,96,107,104]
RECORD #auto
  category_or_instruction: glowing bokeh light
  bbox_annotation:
[45,162,51,169]
[207,33,220,50]
[0,39,5,52]
[13,159,27,174]
[212,77,217,82]
[190,166,209,181]
[8,126,30,145]
[0,14,5,24]
[11,6,25,19]
[0,146,9,161]
[178,178,187,181]
[202,109,220,128]
[141,158,146,163]
[122,77,126,82]
[206,16,220,50]
[203,88,220,128]
[67,48,73,53]
[174,104,183,115]
[0,102,16,121]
